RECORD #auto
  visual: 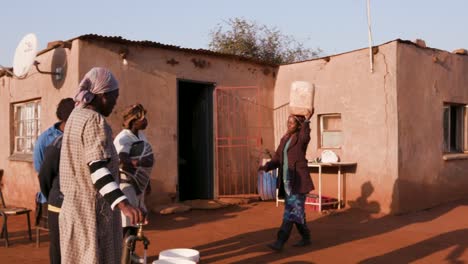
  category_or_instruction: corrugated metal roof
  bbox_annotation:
[3,34,277,77]
[70,34,277,67]
[0,67,12,78]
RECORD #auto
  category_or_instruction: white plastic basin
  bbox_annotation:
[159,248,200,262]
[152,259,196,264]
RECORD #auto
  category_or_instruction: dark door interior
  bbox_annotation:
[178,80,214,201]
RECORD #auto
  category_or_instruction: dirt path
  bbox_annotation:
[1,198,467,263]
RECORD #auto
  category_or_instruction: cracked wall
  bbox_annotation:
[275,42,399,214]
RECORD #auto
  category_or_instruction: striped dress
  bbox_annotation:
[59,108,125,264]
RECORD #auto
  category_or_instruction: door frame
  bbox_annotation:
[176,79,216,200]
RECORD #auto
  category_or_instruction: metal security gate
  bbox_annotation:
[215,86,261,195]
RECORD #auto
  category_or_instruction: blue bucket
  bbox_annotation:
[257,170,277,201]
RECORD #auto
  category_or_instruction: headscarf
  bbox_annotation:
[74,67,119,107]
[122,103,147,129]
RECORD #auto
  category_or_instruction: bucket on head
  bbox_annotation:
[159,248,200,262]
[289,81,314,116]
[153,259,196,264]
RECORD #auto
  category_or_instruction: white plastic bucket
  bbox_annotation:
[289,81,315,116]
[152,259,196,264]
[159,248,200,263]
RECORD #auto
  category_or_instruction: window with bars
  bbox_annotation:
[443,103,467,153]
[13,99,41,154]
[319,113,343,148]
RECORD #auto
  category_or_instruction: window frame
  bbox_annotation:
[318,113,343,149]
[11,99,41,157]
[442,103,467,154]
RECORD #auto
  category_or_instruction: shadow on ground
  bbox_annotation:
[190,180,468,263]
[359,228,468,264]
[146,204,252,231]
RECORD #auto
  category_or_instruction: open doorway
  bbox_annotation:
[177,80,214,201]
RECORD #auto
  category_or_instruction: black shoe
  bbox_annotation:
[267,240,284,251]
[292,239,311,247]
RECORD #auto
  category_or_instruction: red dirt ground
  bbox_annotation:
[1,198,468,263]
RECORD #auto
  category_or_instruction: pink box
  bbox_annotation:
[305,194,338,212]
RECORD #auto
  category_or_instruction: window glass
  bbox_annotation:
[320,114,343,148]
[13,100,41,154]
[443,103,465,153]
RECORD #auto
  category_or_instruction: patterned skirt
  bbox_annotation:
[283,193,306,224]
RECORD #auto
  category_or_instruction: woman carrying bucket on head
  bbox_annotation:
[259,80,315,252]
[258,109,314,251]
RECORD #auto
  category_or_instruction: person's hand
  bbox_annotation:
[258,165,267,172]
[141,207,149,225]
[305,108,314,121]
[130,159,139,168]
[118,200,143,225]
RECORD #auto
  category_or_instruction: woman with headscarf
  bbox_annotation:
[114,103,154,238]
[59,67,143,264]
[258,109,314,251]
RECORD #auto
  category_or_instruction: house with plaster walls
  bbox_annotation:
[1,35,467,214]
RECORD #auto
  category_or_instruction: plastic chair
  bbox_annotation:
[0,169,33,247]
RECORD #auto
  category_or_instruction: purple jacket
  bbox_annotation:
[264,121,314,197]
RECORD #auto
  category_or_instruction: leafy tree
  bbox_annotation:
[209,18,322,65]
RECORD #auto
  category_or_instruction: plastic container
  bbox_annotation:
[159,248,200,263]
[153,259,196,264]
[257,170,277,201]
[289,81,314,116]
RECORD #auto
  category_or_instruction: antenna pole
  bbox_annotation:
[367,0,374,73]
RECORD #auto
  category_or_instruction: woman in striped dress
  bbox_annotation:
[59,67,144,263]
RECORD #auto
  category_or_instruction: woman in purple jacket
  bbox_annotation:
[259,109,314,251]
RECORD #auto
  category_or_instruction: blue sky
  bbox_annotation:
[1,0,467,66]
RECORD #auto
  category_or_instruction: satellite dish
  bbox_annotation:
[13,33,38,77]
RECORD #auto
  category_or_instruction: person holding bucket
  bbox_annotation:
[258,109,314,251]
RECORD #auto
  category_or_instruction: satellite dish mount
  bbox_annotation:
[33,61,63,80]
